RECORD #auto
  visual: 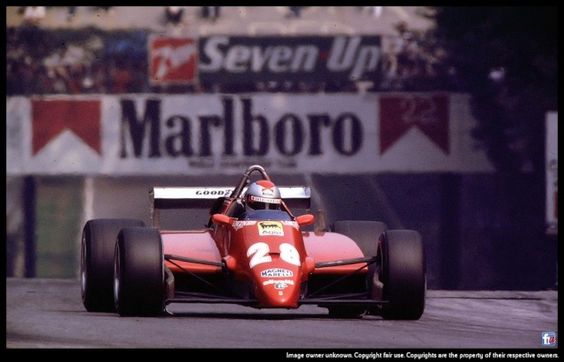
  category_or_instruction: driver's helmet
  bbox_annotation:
[244,180,282,210]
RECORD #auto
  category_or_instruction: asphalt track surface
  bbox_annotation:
[6,278,558,349]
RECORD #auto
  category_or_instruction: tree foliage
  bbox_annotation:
[427,7,557,173]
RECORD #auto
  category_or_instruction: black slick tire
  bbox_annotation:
[379,230,426,320]
[81,218,145,312]
[114,227,165,317]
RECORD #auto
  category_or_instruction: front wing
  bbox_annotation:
[164,254,388,308]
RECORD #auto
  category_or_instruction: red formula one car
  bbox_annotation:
[81,165,425,319]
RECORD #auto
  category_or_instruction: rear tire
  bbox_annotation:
[114,227,165,317]
[379,230,425,320]
[81,218,145,312]
[333,220,387,257]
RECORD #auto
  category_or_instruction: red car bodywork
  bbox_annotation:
[82,164,425,319]
[156,165,377,309]
[162,223,367,308]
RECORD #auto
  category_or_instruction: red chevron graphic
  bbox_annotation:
[32,99,101,155]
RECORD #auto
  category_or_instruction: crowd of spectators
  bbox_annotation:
[7,25,150,95]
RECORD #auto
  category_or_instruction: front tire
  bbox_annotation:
[114,227,165,316]
[81,218,145,312]
[379,230,426,320]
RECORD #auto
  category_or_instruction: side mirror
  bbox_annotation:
[212,214,232,226]
[296,214,315,226]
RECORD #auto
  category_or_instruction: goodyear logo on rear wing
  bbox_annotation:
[258,221,284,236]
[194,188,233,196]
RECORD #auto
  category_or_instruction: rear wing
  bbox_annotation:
[151,186,311,210]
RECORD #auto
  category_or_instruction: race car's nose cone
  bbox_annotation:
[253,265,301,308]
[239,220,306,308]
